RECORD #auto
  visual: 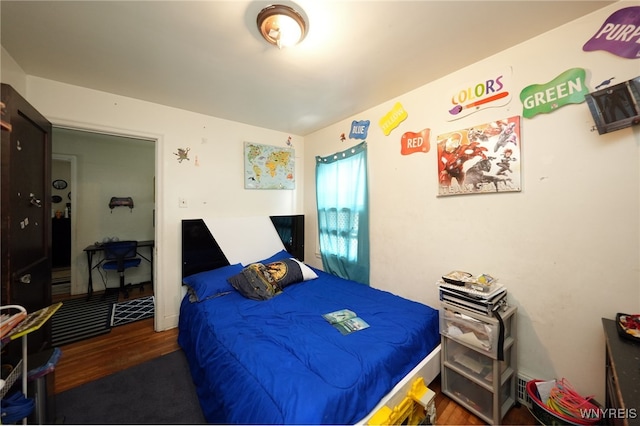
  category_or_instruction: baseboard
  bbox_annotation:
[52,283,71,295]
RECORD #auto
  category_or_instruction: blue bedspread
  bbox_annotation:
[178,268,439,424]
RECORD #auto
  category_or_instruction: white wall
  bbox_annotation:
[18,77,304,333]
[304,3,639,402]
[2,1,638,404]
[1,46,26,94]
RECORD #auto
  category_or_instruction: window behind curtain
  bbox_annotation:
[315,141,369,285]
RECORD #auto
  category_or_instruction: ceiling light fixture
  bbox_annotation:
[257,4,307,49]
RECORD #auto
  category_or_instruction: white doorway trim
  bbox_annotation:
[52,153,77,294]
[50,119,163,331]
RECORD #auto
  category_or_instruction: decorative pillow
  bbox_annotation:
[265,258,305,288]
[243,249,292,267]
[289,258,319,281]
[227,263,282,301]
[228,258,307,301]
[182,263,243,302]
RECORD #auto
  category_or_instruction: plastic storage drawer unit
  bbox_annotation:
[440,302,517,425]
[439,303,512,358]
[444,337,512,387]
[442,345,517,425]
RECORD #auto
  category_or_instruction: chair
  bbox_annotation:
[102,240,142,299]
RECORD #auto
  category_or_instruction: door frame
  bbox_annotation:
[52,153,77,292]
[51,121,160,329]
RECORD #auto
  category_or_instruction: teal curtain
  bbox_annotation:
[315,141,369,285]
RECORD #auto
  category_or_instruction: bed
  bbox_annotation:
[178,216,441,424]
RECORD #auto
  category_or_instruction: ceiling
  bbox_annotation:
[1,0,617,136]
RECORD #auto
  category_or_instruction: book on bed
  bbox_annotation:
[323,309,370,335]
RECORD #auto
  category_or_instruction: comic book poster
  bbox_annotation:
[437,116,521,196]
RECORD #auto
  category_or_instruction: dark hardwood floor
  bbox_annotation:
[51,288,537,425]
[52,285,179,395]
[430,378,537,425]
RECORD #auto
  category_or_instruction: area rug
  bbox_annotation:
[55,350,206,424]
[110,295,154,327]
[51,293,117,346]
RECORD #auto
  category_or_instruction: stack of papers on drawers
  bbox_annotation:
[438,279,507,316]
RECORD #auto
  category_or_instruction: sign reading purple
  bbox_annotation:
[583,6,640,59]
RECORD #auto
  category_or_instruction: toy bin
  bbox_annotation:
[526,380,601,426]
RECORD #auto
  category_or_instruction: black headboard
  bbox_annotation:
[270,215,304,262]
[181,218,229,279]
[181,215,304,280]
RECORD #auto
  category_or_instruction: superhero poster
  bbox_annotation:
[437,116,521,196]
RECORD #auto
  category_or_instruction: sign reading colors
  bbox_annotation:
[447,67,512,120]
[520,68,589,119]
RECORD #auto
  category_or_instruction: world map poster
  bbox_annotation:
[437,115,521,196]
[244,142,295,190]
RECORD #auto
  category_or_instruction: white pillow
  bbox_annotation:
[290,258,318,281]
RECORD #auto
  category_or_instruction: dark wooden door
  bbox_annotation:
[1,83,53,352]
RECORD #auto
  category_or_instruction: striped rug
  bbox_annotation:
[51,293,117,346]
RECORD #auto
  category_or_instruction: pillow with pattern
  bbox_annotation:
[242,249,292,267]
[228,258,314,300]
[228,262,283,301]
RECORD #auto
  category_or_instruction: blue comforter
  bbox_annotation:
[178,268,439,424]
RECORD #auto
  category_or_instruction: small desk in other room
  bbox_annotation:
[83,240,154,297]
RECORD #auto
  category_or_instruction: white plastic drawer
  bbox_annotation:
[443,367,515,422]
[444,367,493,419]
[444,338,511,387]
[439,304,512,357]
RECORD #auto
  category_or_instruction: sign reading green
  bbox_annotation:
[520,68,588,118]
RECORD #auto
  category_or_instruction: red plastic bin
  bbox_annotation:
[526,380,601,426]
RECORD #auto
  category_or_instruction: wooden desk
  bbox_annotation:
[83,240,154,297]
[602,318,640,426]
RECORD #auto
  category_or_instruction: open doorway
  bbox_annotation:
[52,127,156,300]
[51,154,76,297]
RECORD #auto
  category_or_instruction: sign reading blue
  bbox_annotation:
[349,120,370,140]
